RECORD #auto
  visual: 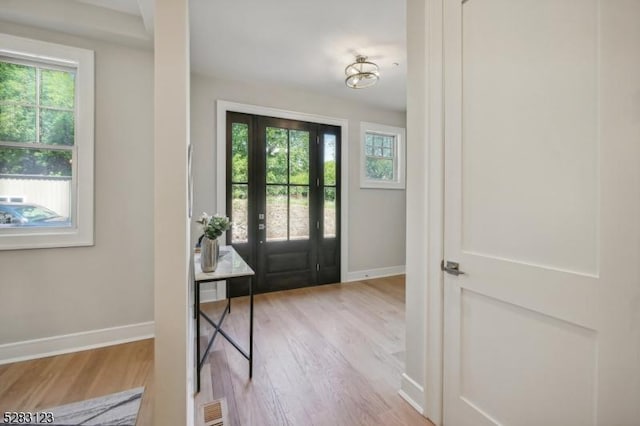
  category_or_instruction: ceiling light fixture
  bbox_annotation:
[345,55,379,89]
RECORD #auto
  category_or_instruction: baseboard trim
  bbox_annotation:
[345,265,405,282]
[399,373,425,414]
[0,321,155,365]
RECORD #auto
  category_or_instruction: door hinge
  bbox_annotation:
[316,221,320,229]
[316,135,320,145]
[316,264,320,271]
[317,177,320,187]
[441,260,466,276]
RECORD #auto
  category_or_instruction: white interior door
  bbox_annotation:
[442,0,640,425]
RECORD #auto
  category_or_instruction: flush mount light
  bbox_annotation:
[345,55,380,89]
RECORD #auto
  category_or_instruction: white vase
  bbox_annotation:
[200,236,219,272]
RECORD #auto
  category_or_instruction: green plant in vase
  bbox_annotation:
[196,212,231,272]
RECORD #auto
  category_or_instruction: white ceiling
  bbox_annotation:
[2,0,406,111]
[189,0,407,112]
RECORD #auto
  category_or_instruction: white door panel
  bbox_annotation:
[443,0,640,424]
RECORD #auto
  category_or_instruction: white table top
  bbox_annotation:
[194,245,254,282]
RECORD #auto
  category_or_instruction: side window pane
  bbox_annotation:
[0,62,36,104]
[266,127,288,184]
[231,123,248,182]
[0,147,72,227]
[0,147,71,176]
[366,157,394,181]
[324,187,336,238]
[40,109,74,145]
[289,130,309,185]
[231,184,248,243]
[324,134,336,185]
[40,69,75,109]
[365,134,374,148]
[0,105,36,142]
[266,185,287,241]
[289,186,309,240]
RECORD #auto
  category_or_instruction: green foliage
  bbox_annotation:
[289,130,309,184]
[0,62,35,103]
[231,123,248,182]
[0,61,75,176]
[205,215,232,239]
[0,105,36,142]
[366,157,394,181]
[264,127,310,185]
[196,213,232,239]
[41,109,74,145]
[266,127,288,183]
[40,69,75,109]
[324,187,336,203]
[324,160,336,185]
[0,148,71,176]
[232,184,248,200]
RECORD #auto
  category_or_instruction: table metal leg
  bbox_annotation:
[194,274,254,392]
[249,276,253,378]
[195,280,200,392]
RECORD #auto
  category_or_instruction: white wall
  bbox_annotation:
[401,0,429,414]
[0,22,154,346]
[190,73,407,275]
[154,0,192,424]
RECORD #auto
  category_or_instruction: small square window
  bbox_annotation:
[360,122,406,189]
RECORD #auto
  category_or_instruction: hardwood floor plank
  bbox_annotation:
[199,276,434,426]
[0,276,433,426]
[0,339,153,424]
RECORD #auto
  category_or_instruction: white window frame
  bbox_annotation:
[360,122,406,189]
[0,33,94,250]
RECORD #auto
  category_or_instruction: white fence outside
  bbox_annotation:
[0,175,71,217]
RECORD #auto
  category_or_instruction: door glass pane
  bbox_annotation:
[324,134,336,185]
[289,130,309,184]
[231,184,248,243]
[266,185,287,241]
[289,186,309,240]
[0,105,36,142]
[266,127,288,184]
[231,123,248,182]
[40,68,75,109]
[324,187,336,238]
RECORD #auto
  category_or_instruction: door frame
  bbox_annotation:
[215,100,349,297]
[402,0,445,425]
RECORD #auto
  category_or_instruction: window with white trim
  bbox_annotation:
[0,33,94,250]
[360,122,406,189]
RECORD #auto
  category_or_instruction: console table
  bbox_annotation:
[194,245,254,392]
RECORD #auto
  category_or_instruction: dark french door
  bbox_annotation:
[226,112,340,296]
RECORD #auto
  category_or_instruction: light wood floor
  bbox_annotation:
[0,276,432,426]
[0,339,154,425]
[195,275,433,426]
